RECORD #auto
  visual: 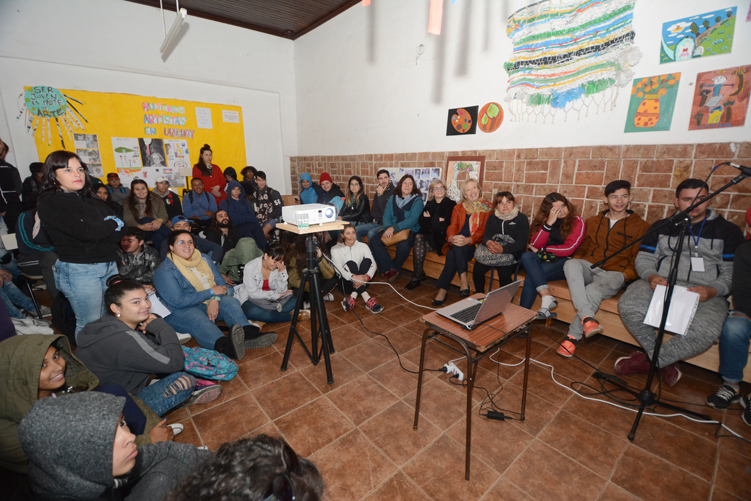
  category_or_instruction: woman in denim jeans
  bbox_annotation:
[519,193,585,318]
[75,276,222,416]
[153,230,275,360]
[37,151,127,340]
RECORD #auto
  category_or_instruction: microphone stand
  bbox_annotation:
[589,165,749,440]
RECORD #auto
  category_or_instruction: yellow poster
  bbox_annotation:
[22,86,245,188]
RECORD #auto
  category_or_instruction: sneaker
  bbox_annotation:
[660,362,682,388]
[537,307,558,319]
[341,296,356,312]
[190,380,223,405]
[582,316,603,338]
[741,394,751,427]
[227,324,246,360]
[167,423,184,436]
[557,335,578,358]
[297,310,311,322]
[249,321,265,331]
[614,351,651,376]
[323,293,334,302]
[365,297,384,314]
[382,269,398,282]
[388,271,401,284]
[38,305,52,318]
[706,384,741,410]
[176,332,192,345]
[243,325,278,349]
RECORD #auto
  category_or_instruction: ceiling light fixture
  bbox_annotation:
[160,0,187,55]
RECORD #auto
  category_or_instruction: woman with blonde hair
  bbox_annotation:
[406,178,456,290]
[519,192,585,318]
[433,179,492,305]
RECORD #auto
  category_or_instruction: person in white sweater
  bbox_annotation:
[331,225,383,313]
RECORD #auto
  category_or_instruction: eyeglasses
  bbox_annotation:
[175,240,194,246]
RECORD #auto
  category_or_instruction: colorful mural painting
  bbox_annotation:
[624,73,681,132]
[689,65,750,131]
[660,7,737,64]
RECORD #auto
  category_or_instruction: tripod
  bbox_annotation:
[280,232,336,384]
[590,166,749,440]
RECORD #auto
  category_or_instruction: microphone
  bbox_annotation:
[727,163,751,176]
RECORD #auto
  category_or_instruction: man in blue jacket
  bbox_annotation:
[182,178,216,230]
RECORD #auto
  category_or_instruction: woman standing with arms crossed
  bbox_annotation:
[37,151,127,340]
[192,144,226,205]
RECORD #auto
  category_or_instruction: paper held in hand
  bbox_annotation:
[148,292,172,318]
[643,285,699,336]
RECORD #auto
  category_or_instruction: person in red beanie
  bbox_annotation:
[316,173,344,205]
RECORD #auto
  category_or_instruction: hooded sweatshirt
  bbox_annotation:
[218,180,261,227]
[298,173,320,205]
[75,316,185,395]
[0,335,161,474]
[18,392,211,501]
[253,182,283,225]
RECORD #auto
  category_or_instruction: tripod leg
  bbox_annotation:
[281,270,311,371]
[311,271,334,384]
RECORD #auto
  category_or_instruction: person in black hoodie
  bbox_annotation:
[204,210,240,254]
[406,179,455,290]
[21,162,44,210]
[472,191,529,293]
[75,276,222,416]
[37,151,127,340]
[253,171,283,239]
[19,391,211,501]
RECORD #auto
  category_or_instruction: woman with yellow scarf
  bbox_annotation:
[433,179,493,306]
[153,230,276,360]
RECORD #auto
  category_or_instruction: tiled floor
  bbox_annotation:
[161,275,751,501]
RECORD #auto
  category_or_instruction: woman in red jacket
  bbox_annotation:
[432,179,492,306]
[519,193,585,318]
[192,144,226,205]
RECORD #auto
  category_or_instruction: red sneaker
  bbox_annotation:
[614,352,651,376]
[341,296,356,312]
[582,316,603,338]
[365,297,384,314]
[660,362,682,387]
[557,335,578,358]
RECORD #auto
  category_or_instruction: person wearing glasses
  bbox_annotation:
[153,230,272,361]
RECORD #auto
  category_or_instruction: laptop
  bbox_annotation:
[437,280,522,330]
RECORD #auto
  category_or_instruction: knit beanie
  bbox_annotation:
[320,172,333,184]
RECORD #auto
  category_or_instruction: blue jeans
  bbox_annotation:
[369,229,416,274]
[136,372,195,417]
[242,297,296,323]
[138,217,172,250]
[0,280,36,319]
[718,312,751,384]
[163,295,249,349]
[519,252,568,309]
[53,260,118,339]
[356,222,381,242]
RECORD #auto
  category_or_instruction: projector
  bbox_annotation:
[282,204,337,227]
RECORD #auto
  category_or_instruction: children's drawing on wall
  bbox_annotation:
[446,106,478,136]
[138,138,166,167]
[87,163,103,177]
[445,156,485,203]
[505,0,641,124]
[384,167,443,203]
[73,133,99,149]
[689,65,750,131]
[111,137,142,168]
[164,139,189,187]
[624,73,681,132]
[477,102,503,133]
[75,148,101,164]
[17,86,87,149]
[660,7,736,64]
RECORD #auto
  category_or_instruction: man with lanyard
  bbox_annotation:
[615,179,745,387]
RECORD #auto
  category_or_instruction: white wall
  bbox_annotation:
[295,0,751,156]
[0,0,297,193]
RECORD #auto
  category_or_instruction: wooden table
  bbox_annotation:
[413,300,537,480]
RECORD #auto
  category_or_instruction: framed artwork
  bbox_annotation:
[689,65,750,130]
[445,156,485,202]
[624,73,681,132]
[383,167,443,203]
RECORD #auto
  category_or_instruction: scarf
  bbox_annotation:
[495,206,520,221]
[395,193,417,209]
[168,248,216,295]
[463,199,492,236]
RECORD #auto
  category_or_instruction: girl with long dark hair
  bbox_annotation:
[192,144,226,204]
[339,176,371,226]
[122,179,171,249]
[37,151,127,339]
[519,192,585,318]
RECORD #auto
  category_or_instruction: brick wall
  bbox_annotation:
[290,142,751,228]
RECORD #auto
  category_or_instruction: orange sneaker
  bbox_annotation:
[557,335,578,358]
[582,316,603,338]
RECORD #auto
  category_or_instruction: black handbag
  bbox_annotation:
[536,248,559,264]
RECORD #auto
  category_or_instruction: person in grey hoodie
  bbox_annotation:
[75,276,222,416]
[19,391,211,501]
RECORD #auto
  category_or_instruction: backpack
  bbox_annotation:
[182,346,238,381]
[51,292,77,347]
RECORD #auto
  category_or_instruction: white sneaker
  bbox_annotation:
[176,332,192,344]
[167,423,184,436]
[323,293,334,302]
[39,305,52,318]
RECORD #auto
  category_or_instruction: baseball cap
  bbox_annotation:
[155,175,170,183]
[107,173,119,179]
[171,215,190,226]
